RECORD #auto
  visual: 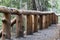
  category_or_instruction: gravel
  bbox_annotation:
[0,24,60,40]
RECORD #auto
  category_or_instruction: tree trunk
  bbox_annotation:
[32,0,37,10]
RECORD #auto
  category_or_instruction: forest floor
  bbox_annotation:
[0,24,60,40]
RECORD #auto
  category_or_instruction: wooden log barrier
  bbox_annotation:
[47,13,58,24]
[26,15,33,35]
[0,7,58,39]
[16,14,24,37]
[51,13,58,24]
[2,13,11,40]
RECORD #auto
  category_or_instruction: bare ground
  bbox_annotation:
[0,24,60,40]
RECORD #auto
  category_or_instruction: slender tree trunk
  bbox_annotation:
[32,0,37,10]
[32,0,48,11]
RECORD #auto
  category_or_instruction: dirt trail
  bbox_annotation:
[0,24,60,40]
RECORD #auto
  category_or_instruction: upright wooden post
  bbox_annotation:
[55,15,58,24]
[48,14,50,26]
[33,15,38,32]
[2,13,11,40]
[45,15,48,28]
[54,14,56,24]
[46,15,48,28]
[50,14,52,25]
[46,15,50,27]
[53,14,56,24]
[16,14,24,37]
[54,15,56,24]
[32,15,34,33]
[26,15,33,35]
[42,15,47,29]
[48,14,50,25]
[39,15,42,30]
[54,15,58,24]
[48,14,51,26]
[51,13,53,24]
[52,13,55,24]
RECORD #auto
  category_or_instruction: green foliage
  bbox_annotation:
[45,0,51,8]
[11,0,20,9]
[0,0,11,7]
[56,0,60,13]
[0,0,20,8]
[0,13,3,29]
[27,0,32,10]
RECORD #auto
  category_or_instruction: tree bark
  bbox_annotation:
[32,0,37,10]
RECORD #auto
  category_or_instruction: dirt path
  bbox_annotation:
[0,24,60,40]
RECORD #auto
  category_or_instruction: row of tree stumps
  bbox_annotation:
[0,7,58,40]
